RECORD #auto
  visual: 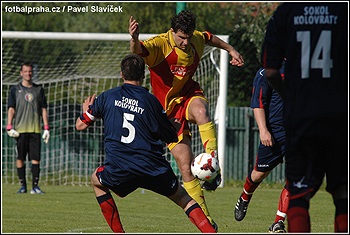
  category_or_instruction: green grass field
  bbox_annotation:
[2,182,334,233]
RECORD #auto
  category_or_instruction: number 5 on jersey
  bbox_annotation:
[121,113,135,143]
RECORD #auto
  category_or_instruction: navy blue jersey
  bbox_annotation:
[261,3,347,137]
[251,67,284,134]
[261,2,348,199]
[88,83,178,177]
[251,67,286,172]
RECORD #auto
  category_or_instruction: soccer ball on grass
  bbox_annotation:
[191,153,220,181]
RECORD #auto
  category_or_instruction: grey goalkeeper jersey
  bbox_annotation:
[8,83,48,133]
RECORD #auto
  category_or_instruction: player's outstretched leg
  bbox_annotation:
[183,178,218,231]
[234,196,250,221]
[186,203,217,233]
[169,183,216,233]
[91,168,124,233]
[170,137,218,231]
[95,193,124,233]
[234,174,261,221]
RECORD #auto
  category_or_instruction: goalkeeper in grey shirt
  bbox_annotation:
[7,62,50,194]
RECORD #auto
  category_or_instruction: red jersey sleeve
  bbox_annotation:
[203,31,213,43]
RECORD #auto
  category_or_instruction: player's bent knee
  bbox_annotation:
[91,171,100,186]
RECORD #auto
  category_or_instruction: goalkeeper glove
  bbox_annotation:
[6,124,20,138]
[42,125,50,144]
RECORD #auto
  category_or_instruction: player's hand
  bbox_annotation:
[259,129,273,147]
[42,130,50,144]
[228,49,244,67]
[7,129,20,138]
[6,124,20,138]
[129,16,139,40]
[82,94,96,113]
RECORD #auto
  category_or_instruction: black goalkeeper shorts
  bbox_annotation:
[16,133,41,161]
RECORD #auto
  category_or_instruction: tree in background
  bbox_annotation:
[2,2,280,106]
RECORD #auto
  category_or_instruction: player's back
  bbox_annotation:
[92,83,176,176]
[264,3,347,136]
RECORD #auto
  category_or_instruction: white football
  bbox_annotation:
[191,153,220,181]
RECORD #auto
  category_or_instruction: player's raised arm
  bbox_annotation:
[207,35,244,67]
[129,16,142,55]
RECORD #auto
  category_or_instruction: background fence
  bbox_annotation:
[2,105,285,186]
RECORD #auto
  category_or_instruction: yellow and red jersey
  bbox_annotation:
[139,29,212,115]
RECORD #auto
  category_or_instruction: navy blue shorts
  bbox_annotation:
[254,131,285,172]
[95,165,179,198]
[16,133,41,161]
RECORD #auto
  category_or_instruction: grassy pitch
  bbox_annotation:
[2,182,333,233]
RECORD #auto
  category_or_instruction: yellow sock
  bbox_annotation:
[183,178,214,224]
[198,122,218,156]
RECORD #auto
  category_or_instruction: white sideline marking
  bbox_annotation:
[66,226,106,233]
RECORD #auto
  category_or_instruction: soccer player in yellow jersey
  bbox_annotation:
[129,10,244,230]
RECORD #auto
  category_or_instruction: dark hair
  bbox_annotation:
[20,62,33,71]
[171,10,196,35]
[121,54,145,82]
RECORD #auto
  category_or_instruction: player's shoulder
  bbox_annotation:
[256,67,265,76]
[143,32,169,44]
[32,83,42,88]
[104,85,122,96]
[252,68,268,89]
[253,68,265,82]
[186,30,206,49]
[143,90,162,107]
[191,30,206,41]
[193,30,204,37]
[142,88,157,101]
[10,83,20,90]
